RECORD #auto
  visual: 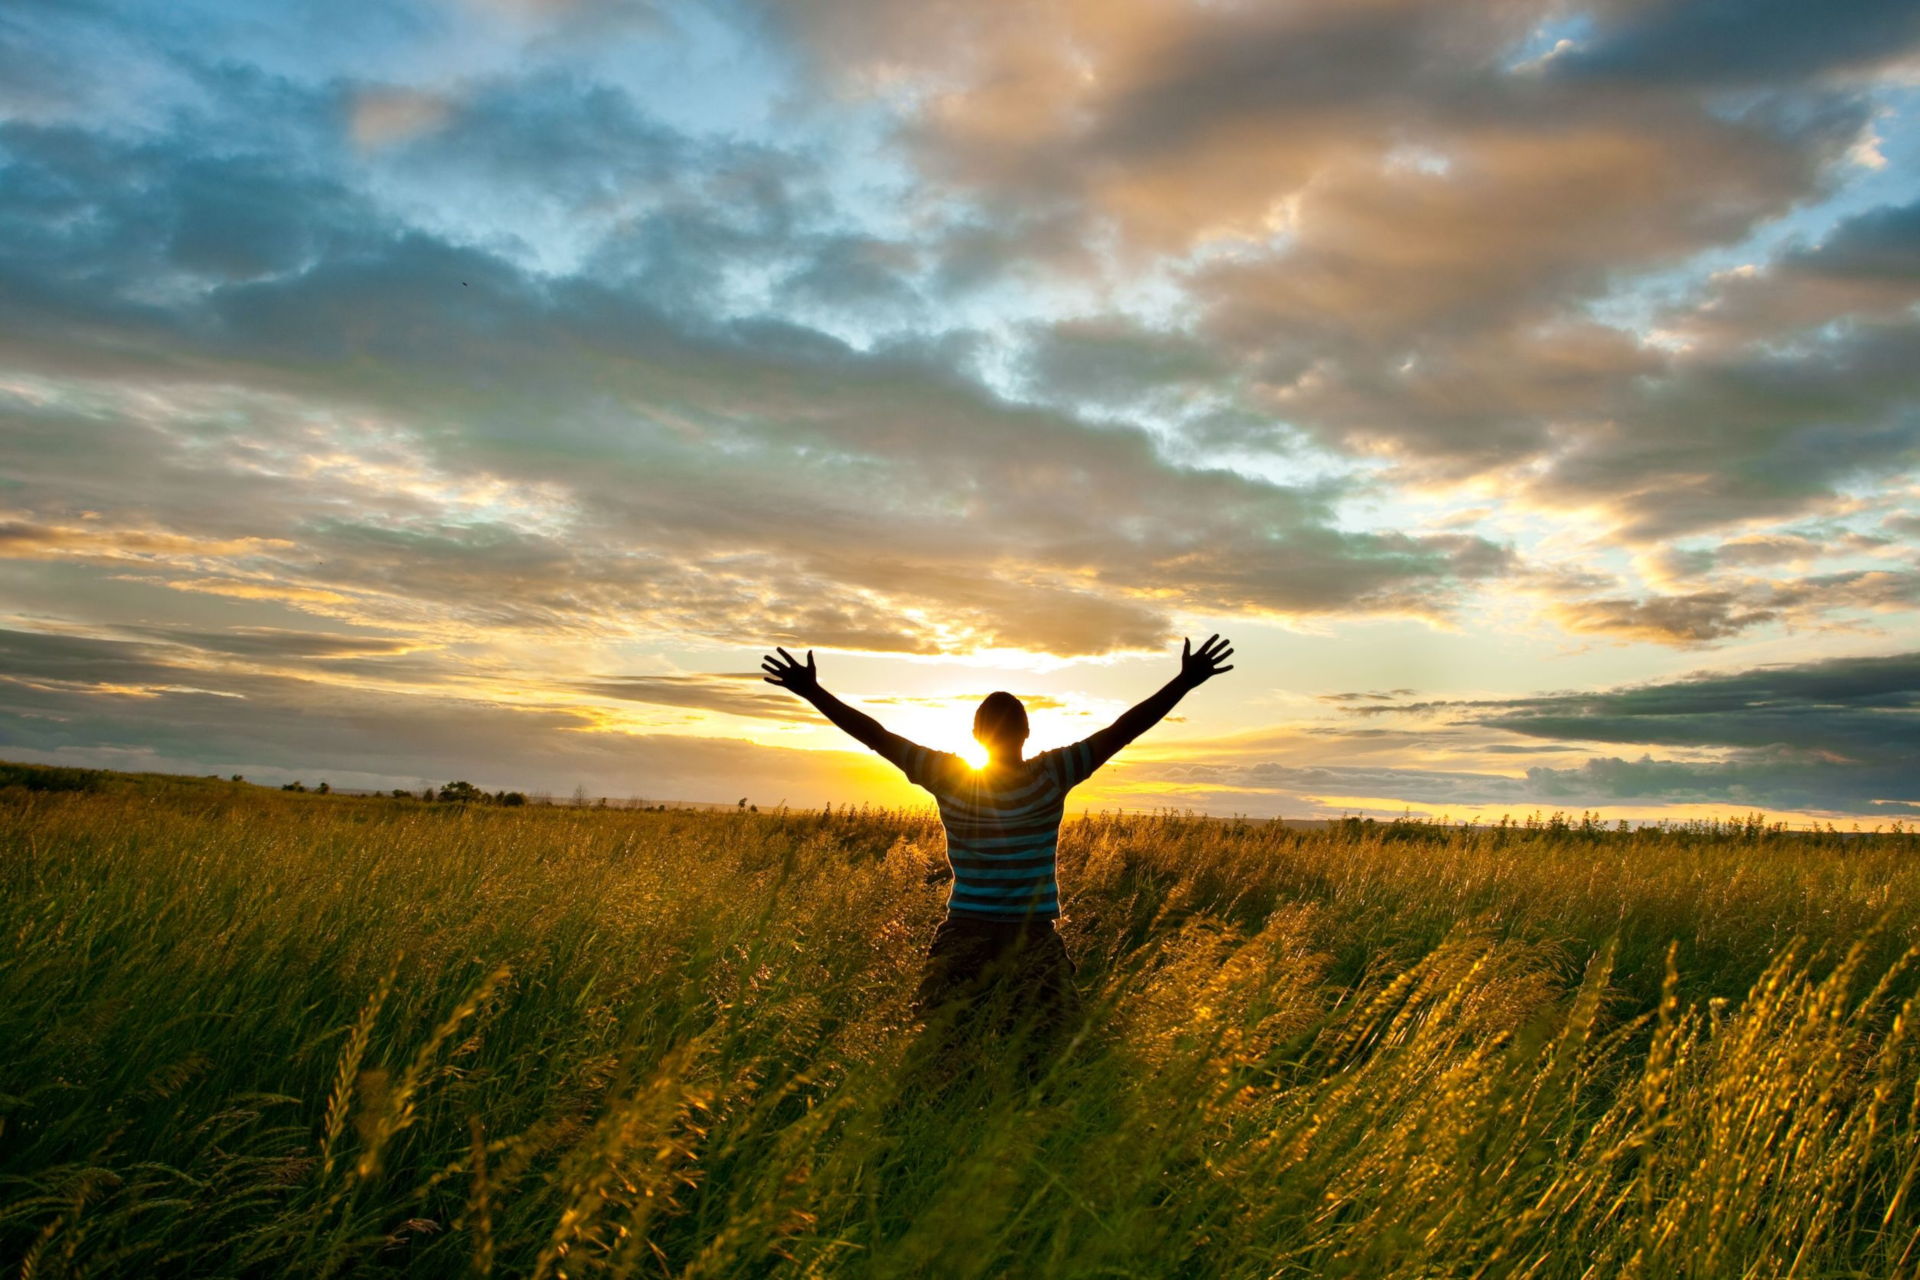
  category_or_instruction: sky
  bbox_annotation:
[2,0,1919,822]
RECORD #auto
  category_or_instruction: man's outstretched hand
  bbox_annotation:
[761,646,821,698]
[1178,635,1235,688]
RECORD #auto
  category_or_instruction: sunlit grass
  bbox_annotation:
[4,782,1919,1277]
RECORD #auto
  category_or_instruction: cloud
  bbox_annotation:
[776,0,1540,254]
[1677,198,1920,347]
[1134,650,1920,817]
[7,3,1913,661]
[120,625,420,661]
[0,624,898,803]
[776,0,1866,325]
[1518,750,1919,813]
[0,518,294,563]
[1540,564,1920,645]
[572,672,815,722]
[774,234,924,325]
[348,87,452,149]
[0,623,434,694]
[868,692,1071,713]
[1663,534,1871,573]
[0,89,1516,658]
[1272,302,1920,542]
[1317,689,1418,704]
[1548,592,1782,645]
[1018,318,1225,412]
[1205,128,1917,544]
[1119,757,1535,812]
[1431,651,1920,813]
[0,626,197,691]
[3,0,1919,809]
[1553,0,1920,85]
[1201,98,1843,358]
[1470,650,1920,737]
[0,672,885,804]
[765,0,1916,580]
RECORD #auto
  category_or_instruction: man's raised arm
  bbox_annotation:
[761,646,909,758]
[1070,635,1235,778]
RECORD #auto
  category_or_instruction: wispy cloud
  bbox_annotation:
[573,672,816,722]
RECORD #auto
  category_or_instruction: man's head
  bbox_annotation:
[973,691,1029,759]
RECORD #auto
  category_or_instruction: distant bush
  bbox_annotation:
[434,781,528,806]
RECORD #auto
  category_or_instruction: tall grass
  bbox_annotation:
[3,785,1919,1277]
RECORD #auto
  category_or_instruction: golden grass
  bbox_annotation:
[3,785,1919,1277]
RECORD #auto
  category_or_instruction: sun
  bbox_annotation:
[868,694,992,768]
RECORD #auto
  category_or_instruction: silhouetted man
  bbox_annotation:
[762,636,1235,1055]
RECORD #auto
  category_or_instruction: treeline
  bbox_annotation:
[1327,810,1914,845]
[0,761,543,808]
[0,762,110,793]
[278,779,529,806]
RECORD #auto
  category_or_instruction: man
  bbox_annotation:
[761,635,1235,1048]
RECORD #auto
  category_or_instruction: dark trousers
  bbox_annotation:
[912,916,1080,1052]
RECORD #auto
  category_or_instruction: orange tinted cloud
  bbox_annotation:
[347,88,453,149]
[0,519,293,562]
[163,579,352,605]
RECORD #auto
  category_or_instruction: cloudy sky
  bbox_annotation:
[2,0,1918,820]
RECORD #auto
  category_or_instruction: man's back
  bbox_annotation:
[887,742,1105,921]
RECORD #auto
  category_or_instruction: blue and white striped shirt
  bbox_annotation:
[881,737,1113,921]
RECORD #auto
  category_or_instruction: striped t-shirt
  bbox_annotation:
[881,737,1112,921]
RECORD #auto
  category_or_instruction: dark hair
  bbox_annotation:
[973,691,1028,745]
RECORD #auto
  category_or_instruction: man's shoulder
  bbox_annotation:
[914,747,974,789]
[999,756,1067,795]
[1029,736,1109,790]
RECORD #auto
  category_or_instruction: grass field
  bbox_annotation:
[5,772,1920,1278]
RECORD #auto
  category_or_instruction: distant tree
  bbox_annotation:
[316,781,331,795]
[438,780,484,803]
[282,781,306,793]
[749,804,758,813]
[390,788,412,799]
[231,774,244,783]
[572,784,590,808]
[738,798,748,809]
[498,791,527,806]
